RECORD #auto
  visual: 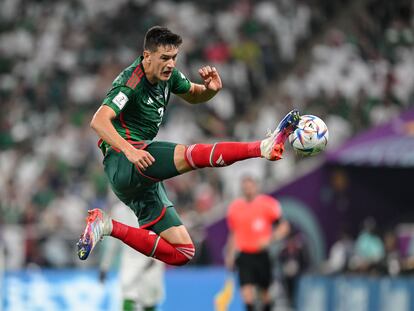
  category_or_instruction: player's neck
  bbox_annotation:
[244,194,257,202]
[142,61,159,85]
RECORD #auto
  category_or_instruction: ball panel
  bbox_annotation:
[289,114,329,156]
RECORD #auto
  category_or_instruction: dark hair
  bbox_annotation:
[143,26,182,52]
[241,175,258,184]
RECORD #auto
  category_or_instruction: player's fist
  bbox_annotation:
[124,148,155,170]
[198,66,222,92]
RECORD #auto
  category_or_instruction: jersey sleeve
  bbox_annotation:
[102,86,134,116]
[170,68,191,94]
[266,196,282,221]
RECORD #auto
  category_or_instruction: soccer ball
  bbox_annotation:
[289,115,329,156]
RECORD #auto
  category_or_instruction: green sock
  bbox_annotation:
[123,299,157,311]
[123,299,135,311]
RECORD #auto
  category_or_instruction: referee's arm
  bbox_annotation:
[272,219,291,242]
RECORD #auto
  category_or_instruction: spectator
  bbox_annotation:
[100,202,165,311]
[279,231,308,308]
[381,229,401,276]
[350,217,385,274]
[322,229,354,274]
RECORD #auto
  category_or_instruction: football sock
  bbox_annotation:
[111,220,194,266]
[185,142,261,169]
[123,299,135,311]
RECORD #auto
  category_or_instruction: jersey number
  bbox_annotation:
[157,108,164,126]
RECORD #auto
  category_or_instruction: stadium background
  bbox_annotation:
[1,0,414,310]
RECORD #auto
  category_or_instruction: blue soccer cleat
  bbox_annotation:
[77,208,112,260]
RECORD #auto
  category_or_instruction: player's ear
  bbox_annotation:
[143,50,151,63]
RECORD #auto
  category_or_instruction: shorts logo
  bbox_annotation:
[112,91,129,109]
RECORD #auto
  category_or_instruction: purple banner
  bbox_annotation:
[327,108,414,167]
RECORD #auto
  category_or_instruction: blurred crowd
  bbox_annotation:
[322,217,414,277]
[283,0,414,148]
[268,218,414,310]
[0,0,413,270]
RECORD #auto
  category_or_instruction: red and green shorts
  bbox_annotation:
[103,141,183,234]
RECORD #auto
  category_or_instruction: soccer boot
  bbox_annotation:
[260,109,300,161]
[77,208,112,260]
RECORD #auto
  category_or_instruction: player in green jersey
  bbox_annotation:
[77,26,300,266]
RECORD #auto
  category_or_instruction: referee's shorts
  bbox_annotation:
[235,250,272,289]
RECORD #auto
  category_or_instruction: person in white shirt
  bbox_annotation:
[100,202,165,311]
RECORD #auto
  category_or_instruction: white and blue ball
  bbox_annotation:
[289,115,329,156]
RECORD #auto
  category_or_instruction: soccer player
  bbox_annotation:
[225,176,290,311]
[77,26,300,266]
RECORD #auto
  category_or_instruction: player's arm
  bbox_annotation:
[224,231,237,271]
[271,219,290,242]
[268,198,290,242]
[257,219,290,250]
[259,198,291,249]
[90,106,155,170]
[178,66,222,104]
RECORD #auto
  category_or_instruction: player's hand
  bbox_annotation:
[258,238,271,251]
[198,66,222,92]
[124,148,155,170]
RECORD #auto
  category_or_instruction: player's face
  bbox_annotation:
[241,178,258,200]
[147,45,178,82]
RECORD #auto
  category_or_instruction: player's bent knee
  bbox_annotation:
[175,144,193,173]
[169,256,192,266]
[169,243,195,266]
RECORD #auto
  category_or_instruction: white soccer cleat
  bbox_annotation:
[77,208,113,260]
[260,109,301,161]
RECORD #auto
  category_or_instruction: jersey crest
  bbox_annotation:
[112,91,129,109]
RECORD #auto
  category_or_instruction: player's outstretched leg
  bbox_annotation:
[182,109,300,169]
[77,209,195,266]
[138,109,301,182]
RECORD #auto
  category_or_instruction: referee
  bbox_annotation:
[225,176,290,311]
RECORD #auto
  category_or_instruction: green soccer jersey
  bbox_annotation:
[100,56,191,151]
